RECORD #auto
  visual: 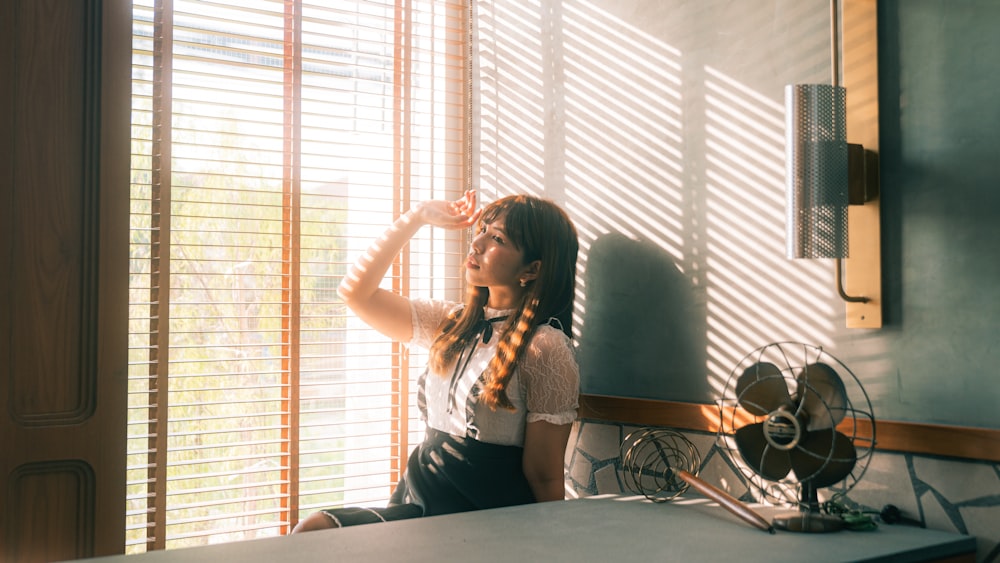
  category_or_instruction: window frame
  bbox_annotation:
[126,0,469,551]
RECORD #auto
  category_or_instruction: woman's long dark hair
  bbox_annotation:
[428,194,579,410]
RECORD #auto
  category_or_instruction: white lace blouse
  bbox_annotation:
[408,298,580,447]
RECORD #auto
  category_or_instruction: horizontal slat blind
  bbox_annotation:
[127,0,467,552]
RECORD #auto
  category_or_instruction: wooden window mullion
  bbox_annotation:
[147,0,173,551]
[281,0,303,533]
[391,0,415,489]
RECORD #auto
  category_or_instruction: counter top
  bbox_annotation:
[76,495,977,563]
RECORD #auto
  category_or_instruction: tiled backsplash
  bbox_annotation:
[566,420,1000,562]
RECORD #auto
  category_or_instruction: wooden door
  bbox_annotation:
[0,0,132,561]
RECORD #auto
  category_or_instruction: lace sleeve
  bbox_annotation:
[408,298,459,350]
[520,326,580,426]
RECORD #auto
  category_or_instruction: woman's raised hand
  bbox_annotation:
[338,189,484,343]
[414,190,481,230]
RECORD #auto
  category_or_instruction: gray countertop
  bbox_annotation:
[74,495,976,563]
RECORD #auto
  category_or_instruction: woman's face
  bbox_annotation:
[465,216,535,294]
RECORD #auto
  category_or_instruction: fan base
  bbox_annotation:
[773,511,845,533]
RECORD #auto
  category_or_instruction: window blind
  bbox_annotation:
[127,0,468,551]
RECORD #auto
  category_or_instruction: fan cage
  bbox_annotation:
[715,342,876,509]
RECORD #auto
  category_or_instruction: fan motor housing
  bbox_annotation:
[763,408,801,450]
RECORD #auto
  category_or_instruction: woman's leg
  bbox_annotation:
[290,504,422,534]
[290,511,339,534]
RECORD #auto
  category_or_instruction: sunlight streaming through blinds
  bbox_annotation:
[127,0,467,551]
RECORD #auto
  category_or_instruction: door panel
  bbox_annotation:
[0,0,131,560]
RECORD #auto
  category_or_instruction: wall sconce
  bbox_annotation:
[785,0,882,329]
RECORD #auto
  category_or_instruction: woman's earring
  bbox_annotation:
[519,279,527,288]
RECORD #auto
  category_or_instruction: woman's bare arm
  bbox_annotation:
[522,420,572,502]
[337,190,481,342]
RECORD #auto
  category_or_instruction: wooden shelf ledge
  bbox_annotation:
[579,394,1000,463]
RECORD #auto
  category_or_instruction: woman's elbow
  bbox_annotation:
[337,273,368,309]
[527,475,566,503]
[337,274,357,303]
[523,462,567,502]
[336,283,353,305]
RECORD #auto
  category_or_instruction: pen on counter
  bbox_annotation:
[676,470,776,534]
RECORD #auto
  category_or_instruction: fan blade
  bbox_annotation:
[735,423,792,481]
[795,363,848,430]
[788,429,857,488]
[736,362,793,416]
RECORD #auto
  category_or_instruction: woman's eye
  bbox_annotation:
[492,235,505,244]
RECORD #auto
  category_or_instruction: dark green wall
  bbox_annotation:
[877,0,1000,428]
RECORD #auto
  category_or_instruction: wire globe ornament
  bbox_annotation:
[619,428,702,502]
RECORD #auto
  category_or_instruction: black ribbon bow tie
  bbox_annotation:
[477,315,509,343]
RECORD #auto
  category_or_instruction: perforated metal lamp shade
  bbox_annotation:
[786,84,849,259]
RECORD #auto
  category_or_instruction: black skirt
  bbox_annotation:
[322,427,536,527]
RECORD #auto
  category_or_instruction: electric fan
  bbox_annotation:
[716,342,876,532]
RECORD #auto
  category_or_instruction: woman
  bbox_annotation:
[292,190,580,532]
